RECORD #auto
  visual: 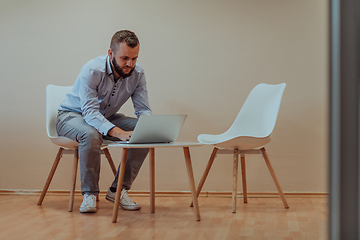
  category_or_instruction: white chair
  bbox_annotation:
[193,83,289,213]
[37,85,117,212]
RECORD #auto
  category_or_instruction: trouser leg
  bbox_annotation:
[105,113,149,190]
[56,111,103,195]
[111,148,149,190]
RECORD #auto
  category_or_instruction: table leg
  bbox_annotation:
[190,147,218,207]
[112,148,128,223]
[149,148,155,213]
[183,147,201,221]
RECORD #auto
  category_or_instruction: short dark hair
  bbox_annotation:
[110,30,139,51]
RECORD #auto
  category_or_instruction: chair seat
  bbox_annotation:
[50,136,114,150]
[50,137,79,150]
[198,134,272,150]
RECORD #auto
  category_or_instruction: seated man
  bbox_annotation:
[56,30,151,213]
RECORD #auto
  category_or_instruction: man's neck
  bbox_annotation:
[113,72,120,82]
[110,63,120,81]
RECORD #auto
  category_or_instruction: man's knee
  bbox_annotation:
[79,128,103,147]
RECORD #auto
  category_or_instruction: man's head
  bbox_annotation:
[108,30,140,79]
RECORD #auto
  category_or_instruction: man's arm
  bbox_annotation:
[131,73,152,118]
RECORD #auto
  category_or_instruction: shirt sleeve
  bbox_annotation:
[78,66,115,135]
[131,72,152,118]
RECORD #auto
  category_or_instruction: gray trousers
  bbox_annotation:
[56,110,149,195]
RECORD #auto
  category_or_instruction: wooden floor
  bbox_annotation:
[0,194,327,240]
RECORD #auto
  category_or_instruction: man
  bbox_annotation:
[56,30,151,213]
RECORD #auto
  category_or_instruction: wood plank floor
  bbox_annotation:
[0,194,327,240]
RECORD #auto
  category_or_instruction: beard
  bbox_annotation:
[112,57,135,78]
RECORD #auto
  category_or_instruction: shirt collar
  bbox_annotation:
[106,55,114,77]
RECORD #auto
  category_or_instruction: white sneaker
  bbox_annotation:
[106,188,141,210]
[80,194,97,213]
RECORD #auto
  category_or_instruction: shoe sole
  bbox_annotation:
[79,207,97,213]
[106,195,141,211]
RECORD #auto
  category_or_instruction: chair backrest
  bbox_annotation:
[46,85,73,138]
[224,83,286,138]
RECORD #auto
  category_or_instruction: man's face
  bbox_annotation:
[109,43,139,79]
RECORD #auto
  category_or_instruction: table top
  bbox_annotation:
[107,141,203,148]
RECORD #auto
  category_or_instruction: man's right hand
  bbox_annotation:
[108,127,133,141]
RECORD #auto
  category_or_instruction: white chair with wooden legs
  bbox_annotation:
[192,83,289,213]
[37,85,117,212]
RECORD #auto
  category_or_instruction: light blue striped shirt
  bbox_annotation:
[59,55,152,135]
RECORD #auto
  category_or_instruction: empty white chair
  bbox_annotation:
[193,83,289,213]
[37,85,117,212]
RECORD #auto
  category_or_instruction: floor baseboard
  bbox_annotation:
[0,189,328,198]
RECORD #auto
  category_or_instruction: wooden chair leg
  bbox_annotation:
[69,149,79,212]
[240,155,247,203]
[190,147,218,207]
[112,148,128,223]
[260,147,289,209]
[232,148,239,213]
[103,148,117,176]
[149,148,155,213]
[37,148,64,205]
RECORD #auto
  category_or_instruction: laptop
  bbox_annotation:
[113,114,187,144]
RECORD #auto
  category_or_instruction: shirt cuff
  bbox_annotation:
[135,110,152,118]
[99,121,116,136]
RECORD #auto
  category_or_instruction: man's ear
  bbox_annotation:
[108,48,113,59]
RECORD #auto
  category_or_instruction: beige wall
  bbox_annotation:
[0,0,328,193]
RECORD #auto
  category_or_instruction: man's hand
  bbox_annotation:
[108,127,133,141]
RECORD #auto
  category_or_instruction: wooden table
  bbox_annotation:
[108,142,202,223]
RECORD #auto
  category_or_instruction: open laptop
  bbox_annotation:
[113,114,187,144]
